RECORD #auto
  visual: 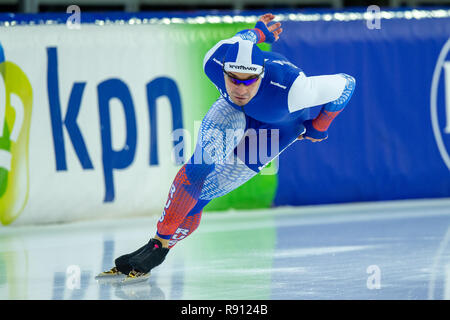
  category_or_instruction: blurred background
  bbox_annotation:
[1,0,450,13]
[1,0,449,224]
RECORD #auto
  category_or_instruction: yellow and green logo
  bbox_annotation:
[0,47,33,225]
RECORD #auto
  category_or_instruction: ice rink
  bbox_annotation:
[1,198,450,300]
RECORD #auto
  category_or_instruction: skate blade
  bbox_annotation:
[120,272,151,285]
[96,274,127,285]
[96,276,128,285]
[95,267,126,281]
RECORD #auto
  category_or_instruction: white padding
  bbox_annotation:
[288,73,347,113]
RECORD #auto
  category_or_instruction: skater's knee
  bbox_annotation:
[184,153,215,181]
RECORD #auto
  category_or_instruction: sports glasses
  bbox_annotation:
[223,63,264,86]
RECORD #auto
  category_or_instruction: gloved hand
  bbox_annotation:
[254,13,283,44]
[298,119,328,142]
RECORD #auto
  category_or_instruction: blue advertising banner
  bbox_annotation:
[273,14,450,205]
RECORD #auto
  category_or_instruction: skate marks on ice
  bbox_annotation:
[428,226,450,300]
[0,217,169,300]
[270,200,450,299]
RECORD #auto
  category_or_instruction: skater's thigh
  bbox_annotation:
[234,117,306,172]
[194,97,246,164]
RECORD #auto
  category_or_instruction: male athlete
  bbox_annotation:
[98,13,355,281]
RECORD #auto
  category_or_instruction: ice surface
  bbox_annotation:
[1,198,450,300]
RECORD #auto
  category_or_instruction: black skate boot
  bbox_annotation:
[114,242,154,274]
[95,243,148,279]
[125,238,169,281]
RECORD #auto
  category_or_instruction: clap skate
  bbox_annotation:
[96,238,169,284]
[95,266,127,284]
[120,270,151,284]
[95,266,124,278]
[95,241,149,281]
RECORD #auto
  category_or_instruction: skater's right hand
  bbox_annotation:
[297,134,327,142]
[255,13,283,43]
[298,119,328,142]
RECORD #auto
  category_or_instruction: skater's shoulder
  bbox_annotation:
[263,61,303,93]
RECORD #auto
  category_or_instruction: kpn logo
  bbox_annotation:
[431,38,450,171]
[0,43,33,225]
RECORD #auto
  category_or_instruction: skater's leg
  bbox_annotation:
[125,199,209,274]
[155,161,212,244]
[167,199,210,248]
[155,116,308,250]
[111,110,305,276]
[111,98,244,275]
[154,98,246,245]
[120,122,304,276]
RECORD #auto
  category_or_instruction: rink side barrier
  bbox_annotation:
[1,8,450,225]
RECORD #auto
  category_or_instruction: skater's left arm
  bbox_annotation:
[289,73,356,142]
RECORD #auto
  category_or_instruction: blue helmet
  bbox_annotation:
[223,40,265,75]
